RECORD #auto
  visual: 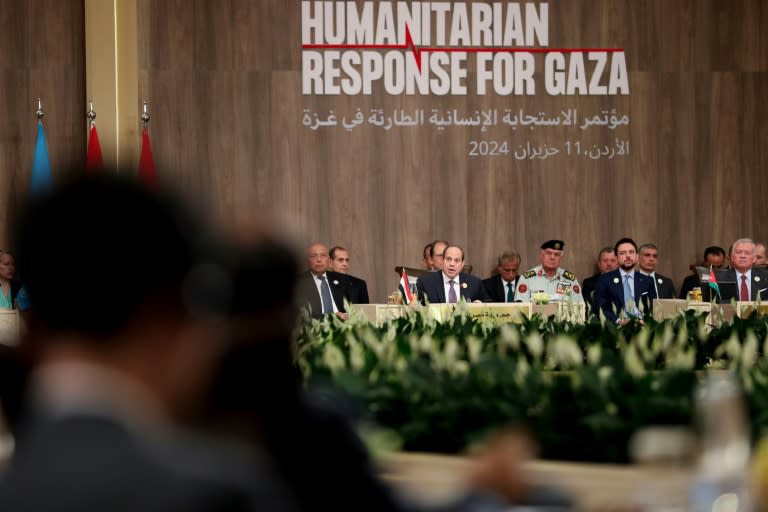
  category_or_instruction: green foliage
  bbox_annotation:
[296,306,768,463]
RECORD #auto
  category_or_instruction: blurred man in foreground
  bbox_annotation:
[0,174,292,511]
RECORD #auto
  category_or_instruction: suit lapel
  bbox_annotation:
[752,273,765,300]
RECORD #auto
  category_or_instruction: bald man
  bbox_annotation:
[296,243,350,319]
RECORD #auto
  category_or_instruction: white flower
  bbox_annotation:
[322,343,347,374]
[550,335,582,368]
[515,359,530,386]
[500,324,520,350]
[444,337,460,364]
[452,360,470,376]
[525,332,544,360]
[598,366,613,383]
[467,336,482,363]
[418,334,434,354]
[349,339,365,371]
[742,331,758,368]
[587,344,602,366]
[624,345,646,377]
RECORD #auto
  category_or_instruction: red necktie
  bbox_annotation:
[740,274,749,301]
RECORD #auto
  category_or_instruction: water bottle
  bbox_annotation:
[689,372,752,512]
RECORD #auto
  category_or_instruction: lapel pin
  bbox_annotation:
[613,277,619,284]
[333,280,339,285]
[461,282,468,289]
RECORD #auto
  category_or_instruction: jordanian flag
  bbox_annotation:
[708,267,721,300]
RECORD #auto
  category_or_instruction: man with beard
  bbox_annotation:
[595,238,656,324]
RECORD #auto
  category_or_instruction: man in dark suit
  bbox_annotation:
[582,247,618,317]
[417,245,489,303]
[296,243,350,319]
[637,243,676,299]
[482,250,521,302]
[329,245,369,304]
[0,174,292,511]
[679,246,727,300]
[716,238,768,302]
[595,238,656,324]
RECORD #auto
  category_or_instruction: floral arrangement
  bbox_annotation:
[295,305,768,463]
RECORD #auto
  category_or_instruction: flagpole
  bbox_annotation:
[87,100,96,128]
[35,98,44,121]
[142,101,150,126]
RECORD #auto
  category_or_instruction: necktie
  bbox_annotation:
[506,282,514,302]
[448,280,457,303]
[623,274,636,316]
[319,276,334,313]
[741,274,749,301]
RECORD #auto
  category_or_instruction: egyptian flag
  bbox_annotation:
[86,124,104,173]
[399,268,414,305]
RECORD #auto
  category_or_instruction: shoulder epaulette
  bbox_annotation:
[522,270,537,278]
[563,270,576,281]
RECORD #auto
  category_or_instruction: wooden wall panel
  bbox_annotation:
[137,0,768,302]
[0,0,85,250]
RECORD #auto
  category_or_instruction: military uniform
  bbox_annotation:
[515,264,583,302]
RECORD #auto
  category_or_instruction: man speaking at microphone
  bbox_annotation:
[417,245,489,304]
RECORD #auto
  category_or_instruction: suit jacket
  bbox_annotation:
[581,274,600,317]
[0,412,293,512]
[417,271,489,304]
[341,273,369,304]
[595,269,656,323]
[716,268,768,302]
[481,275,519,302]
[643,272,676,299]
[296,271,349,319]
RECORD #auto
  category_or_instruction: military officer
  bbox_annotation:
[515,240,583,302]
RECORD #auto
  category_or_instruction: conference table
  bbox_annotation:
[351,300,768,326]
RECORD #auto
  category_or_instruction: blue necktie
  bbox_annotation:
[319,276,334,314]
[506,282,514,302]
[623,274,637,316]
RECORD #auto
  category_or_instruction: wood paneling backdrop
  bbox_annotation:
[2,1,766,303]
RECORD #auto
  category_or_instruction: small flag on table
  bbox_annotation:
[399,268,414,304]
[698,265,721,301]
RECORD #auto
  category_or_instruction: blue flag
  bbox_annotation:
[30,120,52,196]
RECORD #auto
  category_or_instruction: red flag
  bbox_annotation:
[86,124,104,173]
[138,127,157,189]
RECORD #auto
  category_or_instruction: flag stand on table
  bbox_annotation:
[86,100,104,173]
[30,98,52,197]
[138,101,158,189]
[708,266,721,301]
[399,268,414,305]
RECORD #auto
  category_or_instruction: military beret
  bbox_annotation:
[541,240,564,250]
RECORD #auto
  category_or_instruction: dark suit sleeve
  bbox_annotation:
[416,277,429,304]
[639,274,656,314]
[358,281,369,304]
[594,274,618,323]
